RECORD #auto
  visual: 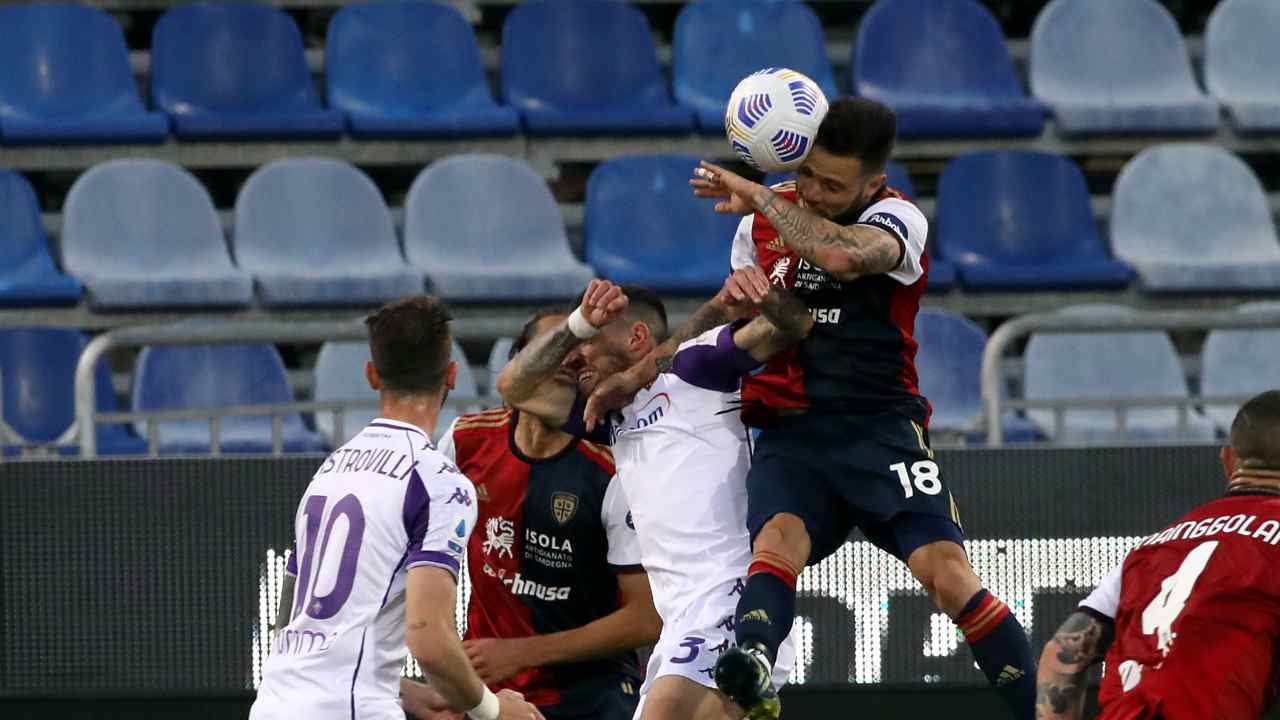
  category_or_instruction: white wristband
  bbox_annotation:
[567,307,599,339]
[466,687,500,720]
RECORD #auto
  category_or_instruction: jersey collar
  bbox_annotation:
[368,417,431,442]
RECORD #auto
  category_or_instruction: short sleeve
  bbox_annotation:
[856,198,929,285]
[560,392,613,444]
[730,215,758,271]
[436,417,459,463]
[670,321,763,393]
[403,463,478,580]
[285,547,298,576]
[1079,564,1123,619]
[603,476,642,571]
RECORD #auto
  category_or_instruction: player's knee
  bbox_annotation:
[907,542,981,616]
[754,513,811,568]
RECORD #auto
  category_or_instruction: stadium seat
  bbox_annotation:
[151,3,344,139]
[0,4,168,144]
[131,342,327,454]
[1205,0,1280,134]
[913,309,1039,443]
[1030,0,1219,136]
[233,158,422,306]
[1200,302,1280,431]
[404,155,594,301]
[1023,305,1216,443]
[854,0,1045,138]
[486,338,514,395]
[327,2,519,138]
[501,0,694,135]
[0,170,82,306]
[61,160,252,309]
[673,0,838,131]
[935,151,1133,290]
[1110,144,1280,293]
[314,340,480,445]
[586,155,740,293]
[0,327,144,456]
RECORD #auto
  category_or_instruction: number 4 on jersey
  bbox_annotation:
[1141,540,1219,656]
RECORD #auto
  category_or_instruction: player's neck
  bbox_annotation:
[377,391,444,440]
[512,410,574,460]
[1228,468,1280,496]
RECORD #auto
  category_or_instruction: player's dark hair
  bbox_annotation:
[509,306,572,360]
[364,295,453,394]
[814,97,896,176]
[1230,390,1280,469]
[619,285,669,342]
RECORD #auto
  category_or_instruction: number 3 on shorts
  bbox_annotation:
[891,460,942,498]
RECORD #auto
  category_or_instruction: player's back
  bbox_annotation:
[1099,492,1280,720]
[252,418,477,720]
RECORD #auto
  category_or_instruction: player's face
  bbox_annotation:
[574,322,636,394]
[530,314,579,386]
[795,146,885,220]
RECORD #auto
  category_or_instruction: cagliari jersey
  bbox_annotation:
[438,407,643,710]
[566,323,763,626]
[1089,492,1280,720]
[252,418,477,720]
[730,183,932,427]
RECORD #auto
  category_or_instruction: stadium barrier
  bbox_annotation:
[1,443,1228,698]
[980,308,1280,445]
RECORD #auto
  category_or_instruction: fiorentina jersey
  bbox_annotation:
[252,418,477,720]
[438,407,643,710]
[566,323,763,626]
[730,182,932,427]
[1092,492,1280,720]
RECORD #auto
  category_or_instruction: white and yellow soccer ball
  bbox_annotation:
[724,68,829,172]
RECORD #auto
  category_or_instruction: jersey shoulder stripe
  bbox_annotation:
[577,439,615,474]
[453,407,512,433]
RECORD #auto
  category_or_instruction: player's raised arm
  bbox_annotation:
[495,280,627,427]
[724,266,814,361]
[1034,610,1114,720]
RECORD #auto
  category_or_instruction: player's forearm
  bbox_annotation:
[407,619,487,711]
[521,596,663,667]
[1034,611,1112,720]
[750,187,895,279]
[400,677,452,718]
[495,320,581,405]
[757,285,813,345]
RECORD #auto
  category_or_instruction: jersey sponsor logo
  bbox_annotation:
[634,393,670,429]
[524,528,574,552]
[864,212,907,241]
[768,257,791,286]
[551,492,579,525]
[446,487,472,506]
[524,528,574,569]
[794,258,839,292]
[504,572,572,601]
[482,517,516,559]
[810,308,842,324]
[273,628,337,656]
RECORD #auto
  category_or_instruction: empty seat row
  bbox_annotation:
[2,0,1278,143]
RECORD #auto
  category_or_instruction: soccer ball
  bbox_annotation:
[724,68,829,173]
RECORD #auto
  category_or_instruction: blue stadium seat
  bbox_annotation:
[233,158,421,306]
[1030,0,1218,136]
[854,0,1045,138]
[1200,302,1280,432]
[61,160,252,309]
[0,170,81,306]
[404,155,594,301]
[0,4,168,144]
[936,151,1133,290]
[0,327,144,456]
[1111,144,1280,293]
[1023,305,1216,443]
[673,0,838,132]
[132,342,327,454]
[914,309,1039,442]
[151,3,344,139]
[1205,0,1280,134]
[586,155,740,293]
[501,0,694,135]
[327,2,519,138]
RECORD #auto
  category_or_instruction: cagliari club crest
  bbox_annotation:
[552,492,579,525]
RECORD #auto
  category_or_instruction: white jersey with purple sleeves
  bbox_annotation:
[251,418,477,720]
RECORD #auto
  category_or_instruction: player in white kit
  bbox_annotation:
[494,276,812,720]
[251,296,543,720]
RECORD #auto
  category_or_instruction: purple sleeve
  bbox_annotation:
[670,322,763,393]
[559,392,612,444]
[286,548,297,575]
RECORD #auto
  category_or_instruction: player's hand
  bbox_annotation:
[584,364,650,431]
[578,279,628,329]
[495,689,545,720]
[463,638,530,685]
[691,160,760,215]
[718,266,773,316]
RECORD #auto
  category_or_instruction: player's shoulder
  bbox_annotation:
[410,444,477,500]
[575,437,615,475]
[451,407,512,435]
[676,322,730,354]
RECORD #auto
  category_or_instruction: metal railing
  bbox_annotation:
[73,320,488,458]
[981,309,1280,446]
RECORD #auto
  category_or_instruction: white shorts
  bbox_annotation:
[634,580,794,718]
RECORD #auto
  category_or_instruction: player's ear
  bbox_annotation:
[444,360,458,392]
[366,361,382,391]
[1221,446,1238,480]
[630,321,651,352]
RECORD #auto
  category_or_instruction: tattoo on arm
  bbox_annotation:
[504,322,581,400]
[650,298,730,375]
[1034,611,1114,720]
[757,285,811,342]
[754,188,901,279]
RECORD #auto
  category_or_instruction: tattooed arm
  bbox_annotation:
[732,269,814,361]
[1035,610,1114,720]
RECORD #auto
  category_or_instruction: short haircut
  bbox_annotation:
[618,285,668,341]
[814,97,897,176]
[364,295,453,394]
[509,305,571,360]
[1230,390,1280,469]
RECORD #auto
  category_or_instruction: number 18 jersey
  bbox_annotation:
[1098,491,1280,720]
[252,418,478,720]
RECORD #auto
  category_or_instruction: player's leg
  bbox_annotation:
[637,676,741,720]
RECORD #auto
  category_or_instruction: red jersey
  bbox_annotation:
[1098,492,1280,720]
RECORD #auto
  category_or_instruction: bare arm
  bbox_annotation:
[405,567,487,711]
[1035,611,1114,720]
[400,678,461,720]
[733,281,814,362]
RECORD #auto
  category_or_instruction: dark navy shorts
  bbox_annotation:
[540,680,638,720]
[747,410,965,566]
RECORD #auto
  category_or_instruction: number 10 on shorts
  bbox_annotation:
[891,460,942,498]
